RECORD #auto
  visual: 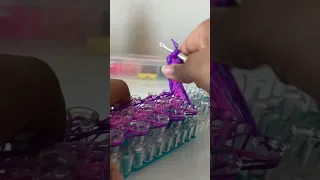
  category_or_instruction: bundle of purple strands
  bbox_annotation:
[212,1,286,179]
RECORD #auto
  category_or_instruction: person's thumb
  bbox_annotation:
[161,64,192,83]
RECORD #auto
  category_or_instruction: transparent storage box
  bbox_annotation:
[0,0,108,56]
[110,55,167,80]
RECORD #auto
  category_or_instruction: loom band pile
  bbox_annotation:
[0,142,109,180]
[111,93,197,120]
[220,136,285,167]
[211,1,286,176]
[66,107,100,134]
[213,63,259,136]
[109,94,197,139]
[212,64,285,176]
[212,151,242,177]
[107,40,205,177]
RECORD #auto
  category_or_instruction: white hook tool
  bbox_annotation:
[159,42,187,62]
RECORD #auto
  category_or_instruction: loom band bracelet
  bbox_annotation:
[137,103,155,111]
[220,142,283,164]
[148,115,170,129]
[130,95,142,105]
[215,65,259,135]
[212,151,242,176]
[147,92,158,100]
[120,108,135,118]
[170,98,185,109]
[159,89,171,97]
[252,137,286,154]
[239,158,281,169]
[234,136,285,159]
[110,130,125,147]
[159,97,175,107]
[133,108,154,119]
[67,107,100,122]
[154,104,172,114]
[222,124,245,143]
[64,130,110,143]
[123,121,150,135]
[169,109,187,121]
[212,107,240,122]
[110,116,123,128]
[238,154,282,170]
[212,120,239,149]
[64,128,109,140]
[181,104,198,115]
[212,84,237,111]
[67,117,101,133]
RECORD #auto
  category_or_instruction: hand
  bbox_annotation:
[111,161,123,180]
[110,79,131,106]
[180,19,210,55]
[161,19,210,93]
[162,47,210,93]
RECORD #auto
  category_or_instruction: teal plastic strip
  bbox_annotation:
[123,136,196,178]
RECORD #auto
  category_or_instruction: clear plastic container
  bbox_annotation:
[110,54,166,80]
[0,0,108,56]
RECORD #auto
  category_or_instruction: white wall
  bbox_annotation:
[110,0,210,56]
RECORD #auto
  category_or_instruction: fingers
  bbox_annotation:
[180,19,210,55]
[180,38,198,56]
[110,79,131,106]
[161,48,210,92]
[110,162,124,180]
[161,64,192,84]
[179,41,191,55]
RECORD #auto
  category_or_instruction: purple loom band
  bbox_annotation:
[110,130,125,147]
[150,120,169,127]
[214,63,259,135]
[167,39,192,104]
[150,123,168,129]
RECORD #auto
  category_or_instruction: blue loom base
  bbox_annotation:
[123,136,196,178]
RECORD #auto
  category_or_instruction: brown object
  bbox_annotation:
[110,79,131,106]
[0,54,66,145]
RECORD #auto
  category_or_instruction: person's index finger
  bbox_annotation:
[179,40,191,55]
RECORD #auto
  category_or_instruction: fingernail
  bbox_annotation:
[161,65,173,75]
